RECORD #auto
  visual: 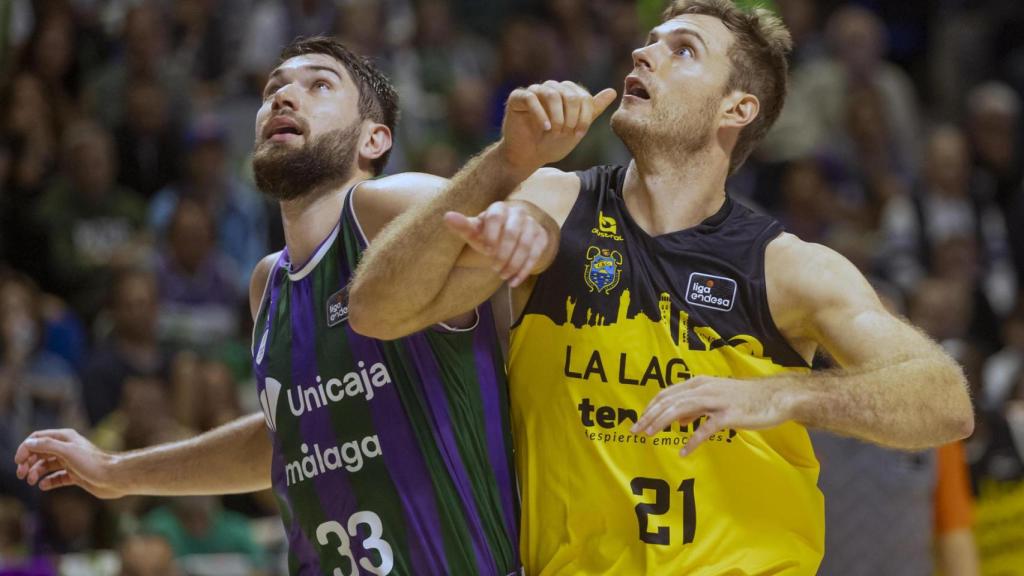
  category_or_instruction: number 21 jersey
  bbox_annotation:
[509,165,824,575]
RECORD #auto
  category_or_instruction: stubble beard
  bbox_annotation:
[611,95,720,161]
[252,121,362,202]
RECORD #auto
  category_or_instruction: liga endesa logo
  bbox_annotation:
[685,273,737,312]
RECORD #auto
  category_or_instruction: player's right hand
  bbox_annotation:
[14,429,124,499]
[499,81,617,173]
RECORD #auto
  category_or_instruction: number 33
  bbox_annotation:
[316,511,394,576]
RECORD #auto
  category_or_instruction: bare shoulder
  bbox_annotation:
[354,173,451,241]
[249,251,282,321]
[766,233,885,348]
[765,233,880,310]
[508,167,581,227]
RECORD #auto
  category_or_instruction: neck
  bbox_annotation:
[622,148,730,235]
[279,174,367,266]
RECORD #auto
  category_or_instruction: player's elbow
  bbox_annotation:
[348,304,404,341]
[936,362,975,442]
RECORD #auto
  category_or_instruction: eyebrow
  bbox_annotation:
[648,28,709,53]
[268,64,346,84]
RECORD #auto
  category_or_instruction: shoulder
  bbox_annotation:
[248,251,281,321]
[765,233,882,335]
[508,167,582,227]
[353,172,451,241]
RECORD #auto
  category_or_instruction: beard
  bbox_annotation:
[611,93,720,160]
[252,121,362,201]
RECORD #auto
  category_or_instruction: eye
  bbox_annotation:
[313,80,331,91]
[262,84,278,99]
[677,46,695,59]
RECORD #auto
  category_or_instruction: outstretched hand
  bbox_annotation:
[500,81,617,172]
[445,200,554,287]
[14,429,124,498]
[632,376,797,456]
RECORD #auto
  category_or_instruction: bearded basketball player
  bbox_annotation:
[14,36,557,576]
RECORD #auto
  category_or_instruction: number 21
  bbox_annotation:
[631,477,696,545]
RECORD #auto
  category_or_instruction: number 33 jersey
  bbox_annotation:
[509,165,824,575]
[252,188,520,576]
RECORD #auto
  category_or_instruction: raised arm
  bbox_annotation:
[12,255,282,497]
[635,234,974,454]
[349,82,616,339]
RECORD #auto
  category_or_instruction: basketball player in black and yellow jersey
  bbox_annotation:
[349,1,975,574]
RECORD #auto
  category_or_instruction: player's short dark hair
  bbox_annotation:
[663,0,792,174]
[279,36,399,175]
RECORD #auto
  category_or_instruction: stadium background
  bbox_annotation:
[1,0,1024,574]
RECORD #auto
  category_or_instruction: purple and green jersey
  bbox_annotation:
[251,188,520,575]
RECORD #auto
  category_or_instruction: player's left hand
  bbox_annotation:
[632,376,796,456]
[445,200,554,287]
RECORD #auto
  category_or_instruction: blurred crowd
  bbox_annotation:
[1,0,1024,574]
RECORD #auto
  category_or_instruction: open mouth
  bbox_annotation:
[264,117,305,141]
[624,77,650,100]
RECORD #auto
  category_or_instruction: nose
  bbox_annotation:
[632,44,655,72]
[271,83,299,112]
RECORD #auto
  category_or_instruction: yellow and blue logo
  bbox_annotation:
[584,246,623,293]
[592,211,624,241]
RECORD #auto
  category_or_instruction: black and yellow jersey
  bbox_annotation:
[509,165,824,575]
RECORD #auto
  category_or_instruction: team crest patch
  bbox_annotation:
[584,246,623,293]
[686,272,737,312]
[326,287,349,327]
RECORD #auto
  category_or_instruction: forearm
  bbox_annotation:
[114,413,272,496]
[350,144,530,333]
[784,355,973,450]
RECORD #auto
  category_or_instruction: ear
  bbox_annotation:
[720,91,759,130]
[360,122,393,165]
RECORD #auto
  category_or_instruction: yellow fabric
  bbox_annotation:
[509,289,824,575]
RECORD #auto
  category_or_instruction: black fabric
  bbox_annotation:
[519,164,807,368]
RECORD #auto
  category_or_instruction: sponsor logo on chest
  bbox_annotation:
[686,273,737,312]
[326,287,348,327]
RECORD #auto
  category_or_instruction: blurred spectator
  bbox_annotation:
[34,487,112,555]
[442,77,495,160]
[777,159,837,244]
[81,269,170,426]
[168,0,228,95]
[19,6,82,131]
[0,73,60,284]
[983,300,1024,411]
[0,497,55,575]
[114,79,183,200]
[84,1,187,129]
[171,355,242,433]
[410,0,492,95]
[881,126,1012,341]
[119,533,181,576]
[765,5,921,172]
[0,271,85,459]
[149,117,268,288]
[92,375,190,453]
[34,119,149,318]
[775,0,825,66]
[143,497,265,571]
[0,496,29,559]
[156,199,241,349]
[547,0,612,91]
[966,82,1024,291]
[239,0,338,83]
